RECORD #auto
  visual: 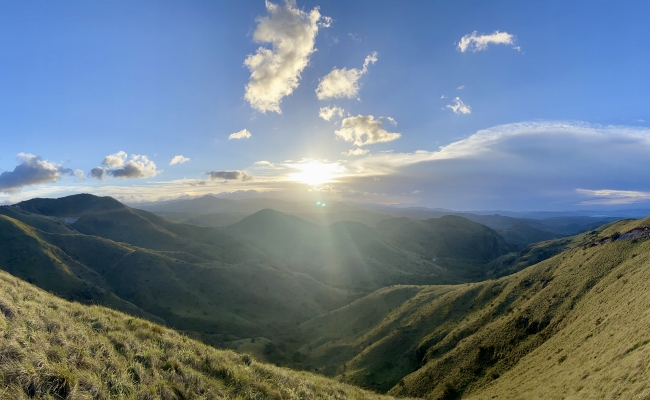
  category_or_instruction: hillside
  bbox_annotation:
[496,221,562,247]
[225,210,498,290]
[377,215,514,264]
[0,201,352,338]
[0,268,393,399]
[295,217,650,398]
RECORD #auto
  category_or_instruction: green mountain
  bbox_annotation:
[295,217,650,398]
[224,209,513,290]
[0,268,391,399]
[496,221,562,247]
[2,197,352,338]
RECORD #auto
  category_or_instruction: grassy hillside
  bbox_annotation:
[377,216,514,263]
[294,217,650,398]
[0,268,394,400]
[0,210,351,338]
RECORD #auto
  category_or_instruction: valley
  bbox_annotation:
[2,194,650,399]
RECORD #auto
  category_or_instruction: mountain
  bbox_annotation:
[224,209,514,291]
[2,196,352,337]
[0,268,390,399]
[497,221,562,247]
[294,216,650,398]
[377,215,515,263]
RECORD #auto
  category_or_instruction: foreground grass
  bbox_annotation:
[0,270,396,400]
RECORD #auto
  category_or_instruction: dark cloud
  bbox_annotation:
[92,154,159,181]
[206,170,253,181]
[90,167,107,181]
[0,154,63,193]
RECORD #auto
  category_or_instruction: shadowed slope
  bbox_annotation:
[225,210,447,290]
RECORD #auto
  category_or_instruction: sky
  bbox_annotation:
[0,0,649,210]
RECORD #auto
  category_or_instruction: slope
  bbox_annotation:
[0,211,351,338]
[377,215,514,270]
[0,268,394,399]
[225,210,448,291]
[294,217,650,397]
[497,221,562,247]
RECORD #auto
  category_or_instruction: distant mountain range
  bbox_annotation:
[134,194,622,247]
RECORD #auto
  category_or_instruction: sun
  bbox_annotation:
[289,161,344,186]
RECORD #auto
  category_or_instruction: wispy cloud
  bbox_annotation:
[458,31,517,52]
[229,129,252,140]
[316,52,377,100]
[576,189,650,205]
[342,148,370,156]
[244,0,328,113]
[170,155,190,165]
[445,97,471,115]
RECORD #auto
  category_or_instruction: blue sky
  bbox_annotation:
[0,0,649,210]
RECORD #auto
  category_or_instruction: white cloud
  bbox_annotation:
[319,106,345,121]
[170,155,190,165]
[335,115,401,146]
[342,148,370,156]
[244,0,327,113]
[102,151,127,167]
[74,169,85,180]
[229,129,252,140]
[576,189,650,205]
[0,153,68,193]
[457,85,465,90]
[446,97,471,115]
[316,52,377,100]
[93,152,160,180]
[440,95,446,99]
[109,155,159,179]
[458,31,517,52]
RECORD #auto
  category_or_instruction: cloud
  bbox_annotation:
[92,152,160,180]
[102,151,127,167]
[2,156,83,190]
[575,189,650,205]
[90,167,107,181]
[170,155,190,165]
[457,85,465,90]
[316,52,377,100]
[381,116,397,126]
[342,148,370,156]
[244,0,327,113]
[206,170,253,181]
[0,153,68,193]
[108,156,159,179]
[446,97,471,115]
[458,31,517,52]
[335,115,401,146]
[319,106,345,121]
[229,129,252,140]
